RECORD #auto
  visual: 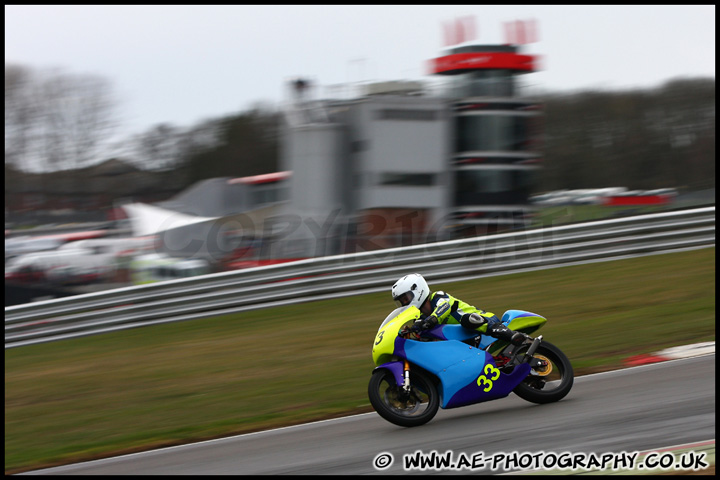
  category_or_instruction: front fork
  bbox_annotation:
[402,359,411,393]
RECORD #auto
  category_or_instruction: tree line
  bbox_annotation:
[4,63,715,194]
[540,77,715,192]
[4,63,280,190]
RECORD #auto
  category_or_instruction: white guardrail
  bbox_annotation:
[5,207,715,349]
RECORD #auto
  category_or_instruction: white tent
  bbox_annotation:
[121,203,279,237]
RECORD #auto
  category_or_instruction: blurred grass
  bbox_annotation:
[531,204,669,228]
[5,247,715,473]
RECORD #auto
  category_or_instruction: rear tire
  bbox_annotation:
[368,368,439,427]
[513,341,573,404]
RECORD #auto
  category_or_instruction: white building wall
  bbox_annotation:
[283,123,346,214]
[349,96,451,223]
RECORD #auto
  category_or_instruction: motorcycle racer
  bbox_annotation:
[391,273,527,345]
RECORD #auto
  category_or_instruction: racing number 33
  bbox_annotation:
[476,363,501,392]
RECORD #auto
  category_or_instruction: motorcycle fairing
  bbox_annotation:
[406,340,531,409]
[380,337,532,409]
[373,360,405,387]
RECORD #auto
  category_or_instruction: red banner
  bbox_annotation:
[602,195,673,206]
[430,52,536,74]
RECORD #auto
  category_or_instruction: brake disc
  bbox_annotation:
[531,354,553,376]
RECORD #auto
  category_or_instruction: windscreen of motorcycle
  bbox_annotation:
[378,305,420,329]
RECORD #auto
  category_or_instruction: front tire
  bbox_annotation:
[368,368,439,427]
[513,341,573,404]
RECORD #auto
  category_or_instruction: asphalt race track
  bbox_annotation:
[23,355,715,475]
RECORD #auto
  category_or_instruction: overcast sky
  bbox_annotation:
[5,5,716,138]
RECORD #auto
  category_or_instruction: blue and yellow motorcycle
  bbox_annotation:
[369,305,573,427]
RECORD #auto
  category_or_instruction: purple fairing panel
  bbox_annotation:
[394,336,407,359]
[423,324,449,340]
[373,360,405,386]
[373,335,410,386]
[444,362,532,409]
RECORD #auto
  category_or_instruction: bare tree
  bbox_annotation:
[4,64,36,170]
[4,64,118,172]
[36,68,117,171]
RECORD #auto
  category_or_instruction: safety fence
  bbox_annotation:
[5,207,715,348]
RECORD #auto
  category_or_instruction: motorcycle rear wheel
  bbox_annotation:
[368,368,439,427]
[513,341,574,404]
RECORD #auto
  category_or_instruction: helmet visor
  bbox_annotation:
[393,291,414,308]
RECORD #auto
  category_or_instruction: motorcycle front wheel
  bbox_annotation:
[512,340,574,404]
[368,368,439,427]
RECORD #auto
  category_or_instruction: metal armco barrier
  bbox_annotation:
[5,207,715,348]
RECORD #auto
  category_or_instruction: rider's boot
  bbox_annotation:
[487,321,528,346]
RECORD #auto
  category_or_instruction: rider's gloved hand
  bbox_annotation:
[412,315,438,332]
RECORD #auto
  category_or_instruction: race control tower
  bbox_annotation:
[428,22,542,234]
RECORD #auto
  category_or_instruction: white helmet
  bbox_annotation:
[391,273,430,309]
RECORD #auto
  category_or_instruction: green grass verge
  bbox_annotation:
[5,247,716,473]
[531,204,670,228]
